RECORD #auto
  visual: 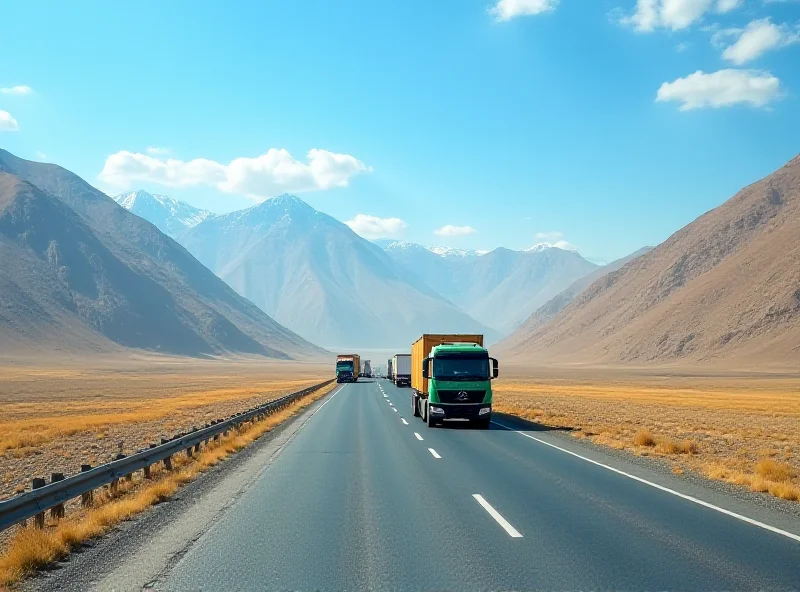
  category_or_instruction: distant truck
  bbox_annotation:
[335,354,360,383]
[392,354,411,387]
[362,360,372,378]
[387,359,393,382]
[410,334,498,429]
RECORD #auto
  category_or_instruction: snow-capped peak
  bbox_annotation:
[383,242,484,257]
[524,241,578,253]
[524,243,553,253]
[384,240,420,251]
[114,190,213,238]
[427,245,479,258]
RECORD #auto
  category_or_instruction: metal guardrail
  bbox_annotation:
[0,379,335,533]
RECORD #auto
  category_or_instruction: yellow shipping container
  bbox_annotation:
[411,334,484,395]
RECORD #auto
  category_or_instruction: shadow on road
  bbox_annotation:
[429,412,573,433]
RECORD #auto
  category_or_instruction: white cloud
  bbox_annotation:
[531,232,577,251]
[716,0,742,12]
[489,0,559,21]
[720,19,800,64]
[656,69,782,110]
[0,110,19,131]
[344,214,408,239]
[146,146,170,155]
[0,85,33,96]
[99,148,371,200]
[621,0,741,32]
[434,225,477,237]
[550,240,578,250]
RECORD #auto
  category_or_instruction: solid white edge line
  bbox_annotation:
[428,448,442,459]
[401,418,409,425]
[414,432,424,441]
[297,384,344,424]
[472,494,523,538]
[491,420,800,544]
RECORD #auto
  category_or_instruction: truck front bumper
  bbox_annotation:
[429,403,491,420]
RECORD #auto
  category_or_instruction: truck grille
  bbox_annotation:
[436,390,486,404]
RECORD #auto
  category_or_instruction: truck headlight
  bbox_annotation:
[479,407,491,415]
[430,406,445,415]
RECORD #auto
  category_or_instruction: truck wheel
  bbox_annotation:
[412,393,420,417]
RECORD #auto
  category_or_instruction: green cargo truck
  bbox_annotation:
[411,334,498,429]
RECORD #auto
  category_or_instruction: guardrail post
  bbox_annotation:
[192,428,201,454]
[145,444,157,479]
[81,465,93,506]
[110,454,125,493]
[32,478,46,528]
[50,473,65,520]
[161,438,173,470]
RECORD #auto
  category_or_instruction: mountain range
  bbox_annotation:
[3,147,795,368]
[115,189,608,342]
[0,149,322,359]
[497,154,800,369]
[114,190,212,238]
[177,195,496,348]
[382,241,599,334]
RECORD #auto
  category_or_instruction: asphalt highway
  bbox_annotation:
[152,379,800,591]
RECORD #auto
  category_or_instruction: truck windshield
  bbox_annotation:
[432,355,489,381]
[336,362,354,371]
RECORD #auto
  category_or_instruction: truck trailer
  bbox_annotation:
[392,354,411,387]
[335,354,361,383]
[410,334,498,428]
[387,359,393,382]
[362,360,372,378]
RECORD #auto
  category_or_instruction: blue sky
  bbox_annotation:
[2,0,799,262]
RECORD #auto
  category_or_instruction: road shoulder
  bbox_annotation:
[23,386,342,592]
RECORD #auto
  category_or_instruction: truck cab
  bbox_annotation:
[419,342,498,428]
[335,354,360,383]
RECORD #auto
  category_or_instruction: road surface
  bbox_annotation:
[143,379,800,590]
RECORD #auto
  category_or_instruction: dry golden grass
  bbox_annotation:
[0,366,325,452]
[634,430,656,447]
[0,358,329,501]
[0,381,336,587]
[755,459,795,482]
[494,366,800,505]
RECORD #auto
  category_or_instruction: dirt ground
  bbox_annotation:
[0,355,329,501]
[495,365,800,502]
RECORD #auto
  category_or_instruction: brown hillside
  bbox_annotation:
[0,150,324,359]
[497,154,800,369]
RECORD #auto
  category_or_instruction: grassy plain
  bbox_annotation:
[0,355,329,500]
[495,365,800,502]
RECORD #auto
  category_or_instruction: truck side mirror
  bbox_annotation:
[491,358,499,379]
[422,358,430,379]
